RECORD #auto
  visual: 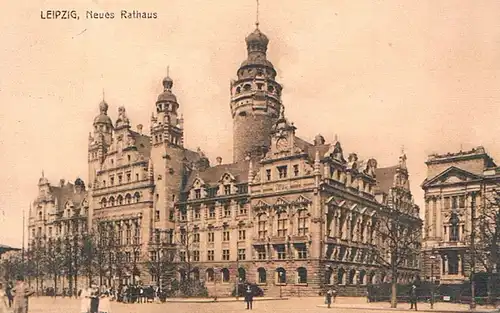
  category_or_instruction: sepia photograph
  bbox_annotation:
[1,1,500,312]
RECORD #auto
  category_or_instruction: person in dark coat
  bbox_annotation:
[244,286,254,310]
[409,285,418,311]
[325,289,333,308]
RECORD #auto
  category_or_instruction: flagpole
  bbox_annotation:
[22,207,25,276]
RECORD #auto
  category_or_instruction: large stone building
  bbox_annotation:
[29,23,421,296]
[421,147,500,285]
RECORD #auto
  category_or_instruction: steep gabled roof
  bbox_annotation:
[375,165,398,194]
[184,160,251,192]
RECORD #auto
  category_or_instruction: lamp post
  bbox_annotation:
[430,255,436,309]
[213,267,218,301]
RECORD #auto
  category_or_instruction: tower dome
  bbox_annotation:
[38,170,49,186]
[157,75,178,103]
[245,28,269,48]
[93,99,113,125]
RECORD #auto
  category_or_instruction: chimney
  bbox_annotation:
[60,179,65,187]
[216,156,222,165]
[137,124,143,135]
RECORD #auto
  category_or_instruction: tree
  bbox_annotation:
[371,199,422,308]
[27,237,46,295]
[1,252,24,283]
[465,189,500,305]
[146,230,176,289]
[43,238,65,297]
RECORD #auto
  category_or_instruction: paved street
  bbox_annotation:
[24,296,500,313]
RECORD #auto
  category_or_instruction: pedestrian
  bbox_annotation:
[0,283,9,313]
[325,289,333,308]
[80,286,91,313]
[12,275,35,313]
[5,282,13,308]
[409,285,418,311]
[89,285,100,313]
[244,286,253,310]
[99,291,112,313]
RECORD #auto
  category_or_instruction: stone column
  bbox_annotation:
[436,196,442,238]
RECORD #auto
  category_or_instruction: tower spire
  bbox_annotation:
[255,0,260,29]
[167,65,170,78]
[102,89,105,101]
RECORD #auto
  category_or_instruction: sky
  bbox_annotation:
[1,0,500,247]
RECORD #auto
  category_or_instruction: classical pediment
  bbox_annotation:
[422,166,482,188]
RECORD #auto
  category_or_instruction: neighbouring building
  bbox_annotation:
[421,146,500,285]
[28,22,421,297]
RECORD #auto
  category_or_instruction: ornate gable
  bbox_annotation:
[422,166,482,188]
[274,197,289,208]
[293,195,312,205]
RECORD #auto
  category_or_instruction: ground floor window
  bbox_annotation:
[258,267,266,284]
[297,267,307,284]
[276,267,286,284]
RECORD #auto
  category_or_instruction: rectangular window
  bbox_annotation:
[193,232,200,243]
[266,169,271,181]
[180,251,186,262]
[110,176,115,186]
[238,248,246,260]
[293,164,299,177]
[222,249,230,261]
[193,250,200,262]
[444,197,450,210]
[126,173,131,182]
[207,250,214,261]
[155,210,160,221]
[276,245,286,260]
[258,220,267,239]
[118,175,123,184]
[208,232,215,242]
[238,202,247,215]
[238,229,246,240]
[452,196,458,210]
[224,185,231,195]
[223,231,230,241]
[150,251,157,262]
[125,252,131,263]
[194,207,201,219]
[195,190,201,199]
[136,173,139,181]
[223,204,231,217]
[134,251,139,262]
[126,228,131,245]
[277,166,288,179]
[257,247,266,260]
[48,227,52,237]
[209,206,216,219]
[297,212,308,236]
[180,211,187,221]
[296,244,307,259]
[155,229,160,243]
[459,195,465,208]
[277,215,287,237]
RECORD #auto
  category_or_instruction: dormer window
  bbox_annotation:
[194,189,201,199]
[110,176,115,186]
[293,165,299,177]
[266,169,271,181]
[126,173,131,182]
[224,185,231,195]
[277,166,288,179]
[118,175,123,184]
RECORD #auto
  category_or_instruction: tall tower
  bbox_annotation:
[230,21,283,162]
[88,99,113,187]
[150,73,185,231]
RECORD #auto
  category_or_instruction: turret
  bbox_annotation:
[230,23,283,162]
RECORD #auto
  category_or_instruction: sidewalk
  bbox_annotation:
[165,296,289,303]
[316,302,499,313]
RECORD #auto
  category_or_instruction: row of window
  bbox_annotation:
[256,211,309,238]
[263,165,300,181]
[179,202,248,221]
[191,185,249,199]
[200,267,306,284]
[100,193,141,208]
[176,244,308,262]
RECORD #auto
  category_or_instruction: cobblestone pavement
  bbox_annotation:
[25,296,499,313]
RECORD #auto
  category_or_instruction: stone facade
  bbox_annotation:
[29,24,421,296]
[421,146,500,284]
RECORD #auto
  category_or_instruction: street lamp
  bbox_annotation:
[213,267,218,301]
[429,255,436,309]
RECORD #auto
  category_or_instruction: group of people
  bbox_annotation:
[80,285,111,313]
[0,275,35,313]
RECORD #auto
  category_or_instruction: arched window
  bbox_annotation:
[326,266,334,285]
[348,269,356,285]
[449,213,460,242]
[125,194,132,205]
[133,192,140,203]
[236,86,241,94]
[276,267,286,284]
[297,267,307,284]
[117,195,123,206]
[38,211,42,220]
[257,267,267,284]
[238,267,246,282]
[206,268,214,282]
[109,197,115,207]
[243,84,251,91]
[337,268,346,285]
[221,268,230,283]
[192,268,200,280]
